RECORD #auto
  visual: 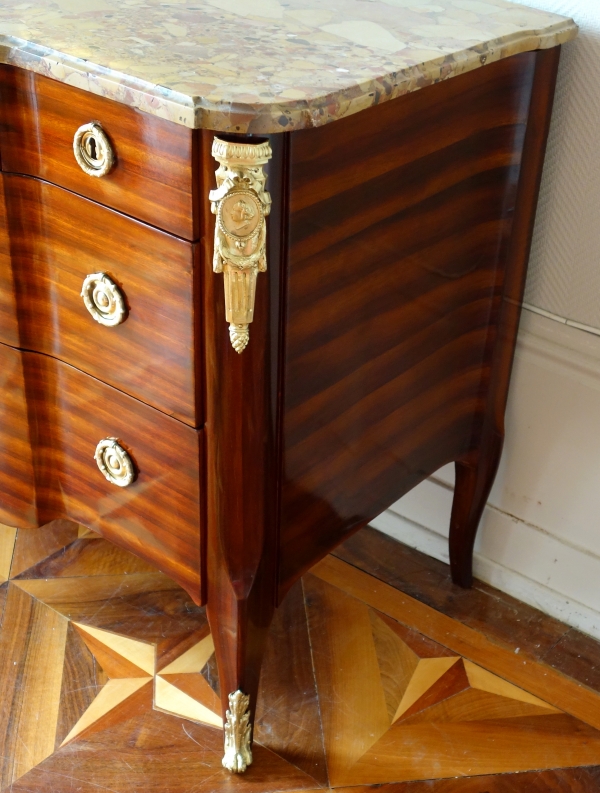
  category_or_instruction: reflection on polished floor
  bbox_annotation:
[0,521,599,792]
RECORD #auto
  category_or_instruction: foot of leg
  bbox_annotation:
[222,690,253,773]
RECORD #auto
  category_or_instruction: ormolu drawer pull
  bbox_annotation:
[73,121,115,177]
[95,438,135,487]
[81,272,126,326]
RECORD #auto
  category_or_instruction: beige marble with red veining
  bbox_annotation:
[0,0,578,132]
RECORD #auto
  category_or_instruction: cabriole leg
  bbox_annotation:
[449,431,504,588]
[448,48,561,590]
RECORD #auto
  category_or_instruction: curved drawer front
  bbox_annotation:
[0,343,36,528]
[0,342,203,601]
[0,184,18,349]
[0,65,198,240]
[2,174,200,427]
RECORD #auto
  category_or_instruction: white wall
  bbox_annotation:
[522,0,600,328]
[374,1,600,639]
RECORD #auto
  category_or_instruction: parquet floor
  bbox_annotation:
[0,521,599,792]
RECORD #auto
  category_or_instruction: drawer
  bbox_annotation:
[0,183,18,348]
[2,174,201,427]
[0,343,36,528]
[0,343,203,601]
[0,65,198,240]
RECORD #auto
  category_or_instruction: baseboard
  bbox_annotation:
[370,507,600,642]
[370,508,450,563]
[373,307,600,642]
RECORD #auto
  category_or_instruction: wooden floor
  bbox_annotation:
[0,523,599,792]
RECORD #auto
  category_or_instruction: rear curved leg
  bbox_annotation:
[447,48,561,589]
[449,430,504,588]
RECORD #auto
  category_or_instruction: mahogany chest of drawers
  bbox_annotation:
[0,0,577,774]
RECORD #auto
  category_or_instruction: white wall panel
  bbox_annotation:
[514,0,600,328]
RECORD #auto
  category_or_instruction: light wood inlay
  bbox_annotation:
[160,672,222,716]
[154,676,222,728]
[400,686,563,727]
[61,678,152,746]
[77,526,98,539]
[74,623,155,675]
[159,634,215,675]
[393,657,461,722]
[464,660,560,711]
[0,523,17,583]
[73,624,152,679]
[369,610,420,720]
[69,621,222,738]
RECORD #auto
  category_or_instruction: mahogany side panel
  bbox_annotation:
[0,65,199,240]
[2,174,200,426]
[278,52,540,594]
[0,343,202,600]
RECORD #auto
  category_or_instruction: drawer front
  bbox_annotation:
[0,184,18,348]
[3,174,200,427]
[0,344,36,528]
[0,65,198,240]
[0,343,203,600]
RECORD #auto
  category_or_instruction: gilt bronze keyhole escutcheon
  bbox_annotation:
[73,122,115,177]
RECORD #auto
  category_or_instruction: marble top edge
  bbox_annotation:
[0,0,578,134]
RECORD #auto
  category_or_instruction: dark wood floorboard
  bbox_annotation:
[256,580,328,786]
[335,765,600,792]
[541,628,600,693]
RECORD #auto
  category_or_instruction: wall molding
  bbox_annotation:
[517,305,600,394]
[371,507,600,642]
[523,301,600,338]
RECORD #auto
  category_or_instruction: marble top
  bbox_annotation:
[0,0,577,133]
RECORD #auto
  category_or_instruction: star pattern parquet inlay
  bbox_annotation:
[0,520,599,792]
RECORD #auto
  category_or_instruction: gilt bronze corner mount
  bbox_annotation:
[209,138,272,353]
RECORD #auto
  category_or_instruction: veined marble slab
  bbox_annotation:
[0,0,577,132]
